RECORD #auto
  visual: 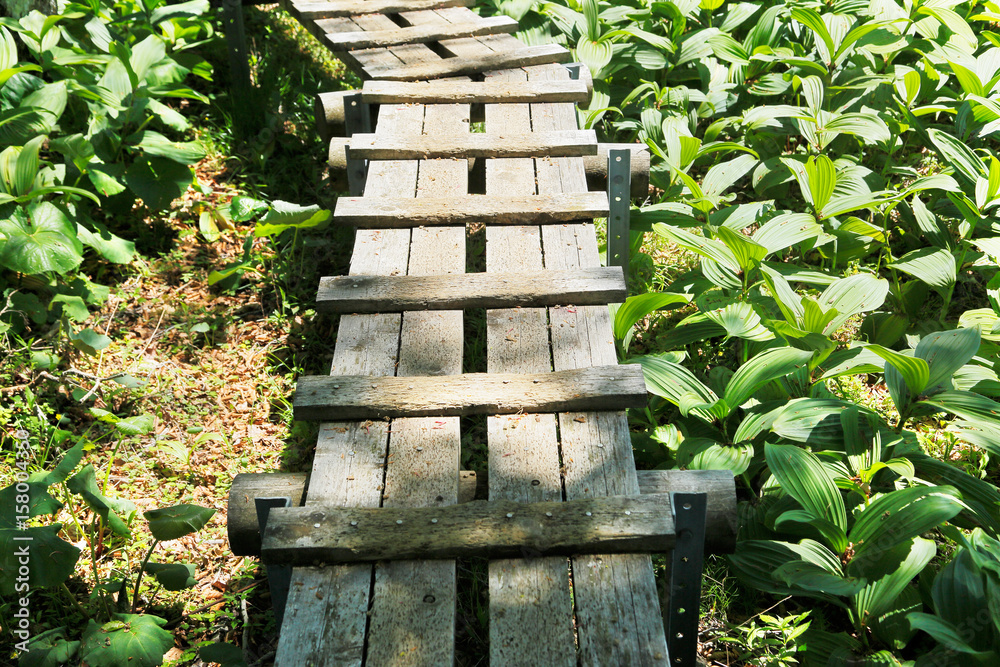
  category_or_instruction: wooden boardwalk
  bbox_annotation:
[229,1,738,665]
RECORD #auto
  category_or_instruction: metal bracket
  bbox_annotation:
[343,91,371,196]
[256,496,292,626]
[667,492,707,666]
[564,62,584,80]
[607,148,631,279]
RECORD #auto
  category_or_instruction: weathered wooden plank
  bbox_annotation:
[325,14,517,50]
[315,267,626,313]
[481,65,578,667]
[294,365,647,421]
[289,0,473,21]
[362,79,590,104]
[228,469,736,557]
[366,78,467,667]
[273,101,418,667]
[262,493,677,563]
[363,43,571,81]
[529,62,671,665]
[333,192,609,227]
[349,129,596,160]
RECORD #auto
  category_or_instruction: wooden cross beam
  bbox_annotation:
[260,493,678,564]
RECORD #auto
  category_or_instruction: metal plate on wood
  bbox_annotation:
[256,497,293,626]
[606,148,631,277]
[667,492,707,667]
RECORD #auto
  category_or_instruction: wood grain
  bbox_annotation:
[290,0,473,20]
[363,43,571,81]
[362,78,590,104]
[348,129,596,160]
[262,493,677,563]
[315,267,626,313]
[333,191,608,227]
[326,15,517,50]
[294,365,648,421]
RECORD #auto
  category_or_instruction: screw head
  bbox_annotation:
[506,513,514,518]
[431,518,438,524]
[313,523,321,528]
[350,520,358,526]
[545,512,553,517]
[585,511,592,517]
[396,519,403,525]
[625,511,631,516]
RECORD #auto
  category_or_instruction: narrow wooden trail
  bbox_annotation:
[226,2,739,665]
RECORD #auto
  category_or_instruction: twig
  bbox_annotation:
[241,597,251,653]
[250,650,276,667]
[138,308,167,358]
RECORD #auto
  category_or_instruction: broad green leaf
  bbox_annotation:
[915,328,981,393]
[750,213,820,253]
[13,134,44,196]
[917,391,1000,425]
[135,131,205,165]
[79,615,174,667]
[576,37,613,78]
[928,128,987,186]
[0,202,83,275]
[70,328,111,355]
[115,414,155,436]
[145,504,216,541]
[0,525,80,594]
[855,537,935,624]
[704,301,773,341]
[255,201,331,237]
[864,344,930,406]
[0,482,62,529]
[50,294,90,322]
[849,486,963,570]
[143,562,197,590]
[716,226,768,274]
[889,248,956,293]
[229,195,268,222]
[907,613,994,657]
[701,154,758,198]
[77,222,136,264]
[124,156,194,211]
[66,465,134,538]
[791,8,835,63]
[766,443,847,538]
[677,439,754,474]
[22,627,81,667]
[805,155,836,212]
[728,539,847,606]
[150,0,209,23]
[917,5,976,50]
[760,264,805,324]
[612,293,688,341]
[652,224,738,272]
[774,559,865,597]
[199,643,248,667]
[31,440,86,487]
[817,273,889,333]
[723,347,813,410]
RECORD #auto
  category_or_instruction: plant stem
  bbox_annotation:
[131,540,159,614]
[61,582,88,616]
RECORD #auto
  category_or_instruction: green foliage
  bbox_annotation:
[512,0,1000,659]
[0,0,214,333]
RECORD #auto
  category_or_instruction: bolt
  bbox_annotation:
[506,513,514,518]
[313,523,321,528]
[396,519,403,525]
[585,511,592,517]
[545,512,553,517]
[350,520,358,527]
[625,511,631,516]
[431,518,438,524]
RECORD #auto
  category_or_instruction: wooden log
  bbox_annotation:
[314,267,626,313]
[225,469,739,557]
[325,14,517,50]
[332,192,609,228]
[348,129,597,160]
[361,79,591,105]
[289,0,473,20]
[294,365,648,421]
[362,44,571,81]
[261,493,677,564]
[583,143,651,200]
[636,469,738,554]
[228,472,309,556]
[314,89,362,141]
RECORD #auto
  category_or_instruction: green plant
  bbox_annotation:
[719,610,811,666]
[2,412,215,666]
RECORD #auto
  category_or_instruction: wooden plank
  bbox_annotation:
[362,43,571,81]
[481,64,578,666]
[294,365,648,421]
[349,129,596,160]
[262,493,677,564]
[362,78,590,104]
[528,63,671,665]
[315,267,626,313]
[273,101,418,667]
[333,192,609,227]
[325,14,517,50]
[365,77,468,667]
[289,0,473,20]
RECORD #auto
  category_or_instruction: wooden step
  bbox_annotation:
[326,15,517,50]
[289,0,473,20]
[348,129,597,160]
[333,192,609,227]
[261,493,676,564]
[294,365,647,421]
[315,267,626,313]
[361,79,591,104]
[363,44,571,81]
